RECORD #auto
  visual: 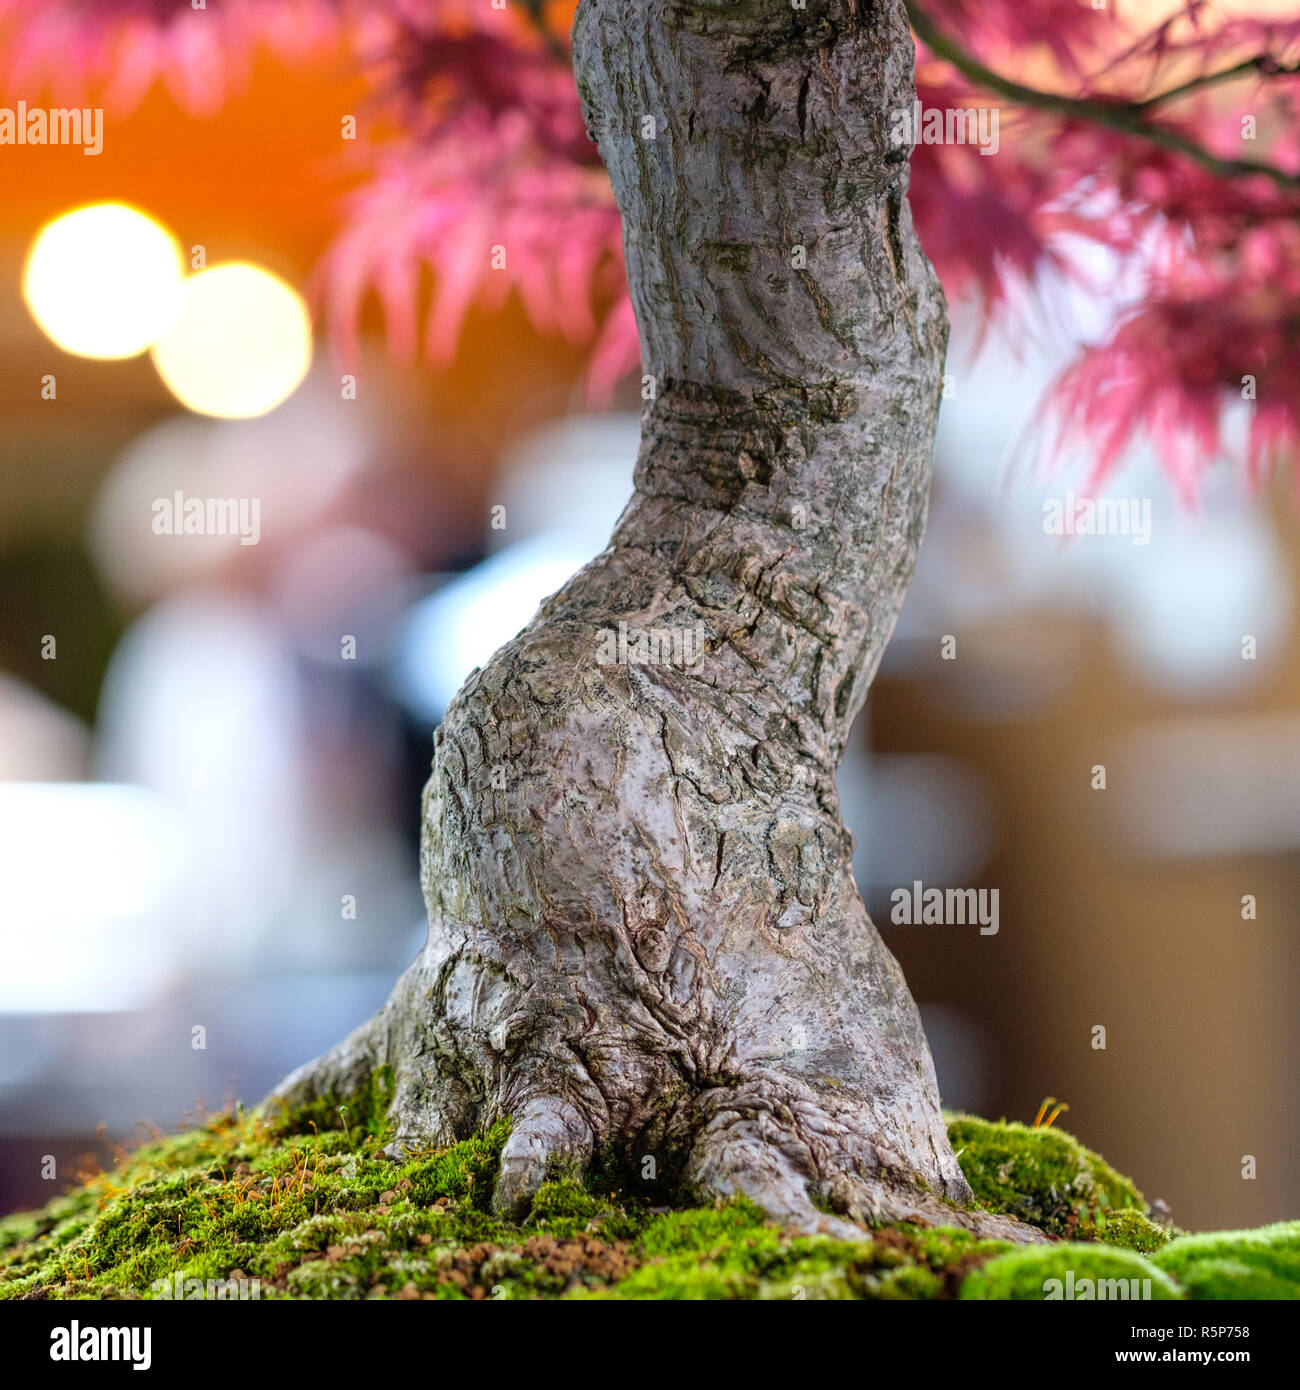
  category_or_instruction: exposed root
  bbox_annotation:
[269,1013,1045,1245]
[492,1095,594,1219]
[683,1096,1046,1244]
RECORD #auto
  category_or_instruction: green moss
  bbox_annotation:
[0,1108,1009,1302]
[579,1213,1009,1301]
[0,1105,1289,1301]
[1085,1207,1173,1254]
[947,1113,1146,1238]
[1152,1222,1300,1300]
[521,1178,643,1243]
[265,1065,397,1146]
[961,1242,1183,1301]
[527,1179,600,1225]
[0,1109,519,1301]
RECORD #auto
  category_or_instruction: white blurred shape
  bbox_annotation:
[90,374,370,602]
[94,591,301,959]
[1104,514,1289,696]
[492,414,639,552]
[396,538,591,719]
[914,298,1289,706]
[1115,715,1300,857]
[0,676,89,781]
[272,525,411,661]
[394,413,637,718]
[0,782,188,1011]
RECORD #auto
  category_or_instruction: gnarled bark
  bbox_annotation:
[272,0,1034,1242]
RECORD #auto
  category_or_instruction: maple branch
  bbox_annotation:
[905,1,1300,192]
[1134,53,1300,111]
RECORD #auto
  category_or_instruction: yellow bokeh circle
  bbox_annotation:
[22,202,185,360]
[150,262,313,419]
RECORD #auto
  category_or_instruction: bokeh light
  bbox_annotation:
[150,261,312,419]
[21,202,185,360]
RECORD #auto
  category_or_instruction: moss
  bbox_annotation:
[947,1112,1147,1238]
[1084,1207,1173,1254]
[1152,1222,1300,1300]
[264,1065,397,1147]
[526,1178,600,1225]
[0,1109,518,1301]
[578,1212,1010,1301]
[962,1243,1183,1300]
[0,1105,1289,1300]
[521,1179,643,1243]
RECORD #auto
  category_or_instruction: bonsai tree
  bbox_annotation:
[272,0,996,1236]
[268,0,1300,1232]
[7,0,1295,1237]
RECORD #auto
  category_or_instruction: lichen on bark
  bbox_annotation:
[271,0,1027,1240]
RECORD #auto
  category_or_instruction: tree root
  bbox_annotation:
[268,936,1044,1246]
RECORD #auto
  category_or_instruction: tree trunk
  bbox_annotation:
[273,0,1030,1240]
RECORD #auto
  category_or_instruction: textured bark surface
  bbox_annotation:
[273,0,1034,1241]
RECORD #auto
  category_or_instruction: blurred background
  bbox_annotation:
[1,9,1297,1237]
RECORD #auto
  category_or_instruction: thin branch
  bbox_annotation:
[1135,54,1300,111]
[905,1,1300,193]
